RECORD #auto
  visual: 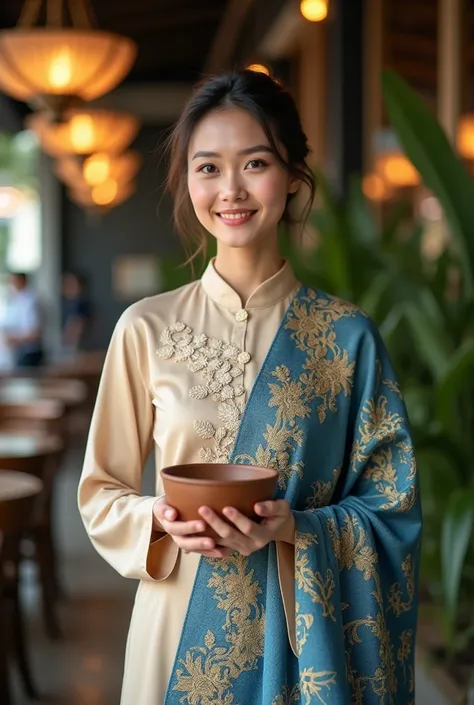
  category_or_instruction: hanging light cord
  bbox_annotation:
[17,0,98,29]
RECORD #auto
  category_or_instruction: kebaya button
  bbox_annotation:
[237,351,251,365]
[235,309,249,322]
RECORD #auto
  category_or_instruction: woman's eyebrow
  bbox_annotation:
[192,145,273,160]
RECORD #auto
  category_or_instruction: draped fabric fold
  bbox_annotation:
[164,287,421,705]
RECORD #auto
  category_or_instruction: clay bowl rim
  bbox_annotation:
[161,463,278,486]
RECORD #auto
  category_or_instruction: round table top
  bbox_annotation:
[0,470,42,503]
[0,377,87,407]
[0,432,62,460]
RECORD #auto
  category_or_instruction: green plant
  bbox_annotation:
[382,70,474,659]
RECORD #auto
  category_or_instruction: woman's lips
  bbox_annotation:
[216,210,257,226]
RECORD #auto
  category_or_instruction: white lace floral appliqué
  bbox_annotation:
[156,322,250,463]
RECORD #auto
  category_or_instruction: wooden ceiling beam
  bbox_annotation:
[98,5,222,31]
[385,58,437,88]
[204,0,255,73]
[388,34,437,57]
[106,12,219,36]
[386,5,437,29]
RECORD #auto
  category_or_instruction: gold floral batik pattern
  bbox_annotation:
[172,555,265,704]
[235,291,358,490]
[156,322,250,463]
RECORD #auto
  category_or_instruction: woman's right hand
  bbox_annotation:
[153,496,232,558]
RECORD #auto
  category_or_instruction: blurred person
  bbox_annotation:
[0,271,43,367]
[61,271,92,353]
[78,70,421,705]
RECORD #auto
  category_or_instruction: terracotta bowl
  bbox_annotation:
[161,463,278,542]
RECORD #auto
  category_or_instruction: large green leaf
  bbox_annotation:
[435,337,474,439]
[382,70,474,299]
[441,489,474,648]
[402,299,452,379]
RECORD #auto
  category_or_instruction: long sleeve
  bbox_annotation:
[283,323,421,703]
[78,305,178,581]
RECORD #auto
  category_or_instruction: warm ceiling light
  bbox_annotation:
[457,115,474,159]
[83,153,110,185]
[362,173,393,202]
[300,0,328,22]
[92,179,118,206]
[246,63,271,76]
[83,151,141,186]
[0,186,24,218]
[69,114,95,152]
[0,0,137,115]
[55,156,83,187]
[56,151,141,191]
[27,109,140,157]
[377,153,420,187]
[69,180,135,210]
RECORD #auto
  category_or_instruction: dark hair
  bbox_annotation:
[10,272,28,285]
[63,270,88,288]
[165,69,316,263]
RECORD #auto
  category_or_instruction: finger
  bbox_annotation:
[254,500,288,517]
[222,507,259,537]
[161,519,207,537]
[198,507,243,545]
[200,548,233,558]
[177,536,216,552]
[154,503,178,522]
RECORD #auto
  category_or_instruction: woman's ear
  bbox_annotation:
[288,176,301,195]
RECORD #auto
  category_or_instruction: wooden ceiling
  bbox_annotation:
[384,0,474,111]
[0,0,228,82]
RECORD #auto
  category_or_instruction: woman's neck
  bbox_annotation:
[214,245,283,305]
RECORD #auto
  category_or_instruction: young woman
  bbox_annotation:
[78,70,421,705]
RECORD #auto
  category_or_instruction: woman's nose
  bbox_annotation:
[219,172,247,201]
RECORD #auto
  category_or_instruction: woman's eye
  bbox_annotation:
[246,159,268,170]
[198,164,218,174]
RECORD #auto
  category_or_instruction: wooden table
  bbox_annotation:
[0,378,87,411]
[0,470,43,705]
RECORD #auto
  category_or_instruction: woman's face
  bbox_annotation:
[187,107,299,252]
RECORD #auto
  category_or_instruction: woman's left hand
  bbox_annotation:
[197,500,295,556]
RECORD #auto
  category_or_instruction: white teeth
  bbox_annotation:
[219,212,253,220]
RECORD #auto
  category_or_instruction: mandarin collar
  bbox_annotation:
[201,258,298,310]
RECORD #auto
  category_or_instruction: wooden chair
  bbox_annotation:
[0,403,66,639]
[0,470,43,703]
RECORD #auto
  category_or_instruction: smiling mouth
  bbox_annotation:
[216,210,257,225]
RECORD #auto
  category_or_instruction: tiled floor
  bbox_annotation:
[11,443,449,705]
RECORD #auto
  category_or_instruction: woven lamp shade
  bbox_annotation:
[0,29,136,110]
[69,179,136,209]
[56,151,141,189]
[83,151,142,186]
[27,109,139,157]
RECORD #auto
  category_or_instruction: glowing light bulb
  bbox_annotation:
[70,115,95,153]
[300,0,328,22]
[362,174,392,202]
[457,115,474,159]
[246,64,270,76]
[83,153,110,185]
[382,155,420,187]
[92,179,118,206]
[48,50,72,90]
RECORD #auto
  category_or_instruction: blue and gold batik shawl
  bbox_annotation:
[164,287,422,705]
